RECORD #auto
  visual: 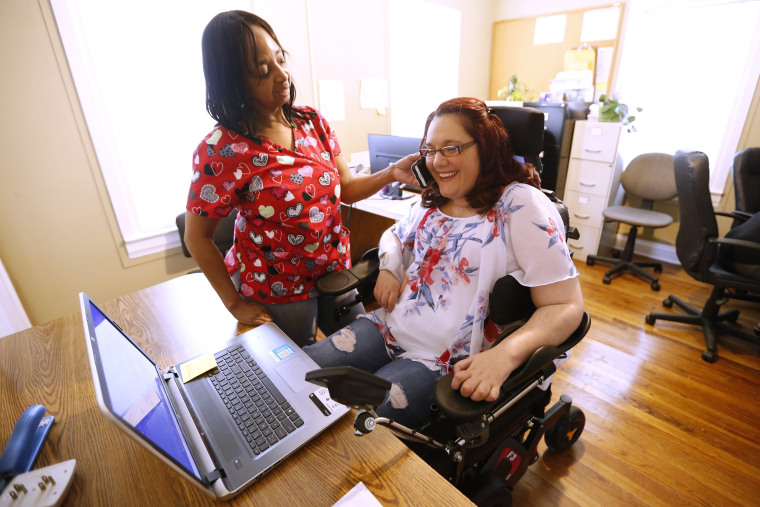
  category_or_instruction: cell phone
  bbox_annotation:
[411,157,433,187]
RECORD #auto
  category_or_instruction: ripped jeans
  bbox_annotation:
[303,317,443,428]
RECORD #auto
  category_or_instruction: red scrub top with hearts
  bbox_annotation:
[186,106,351,304]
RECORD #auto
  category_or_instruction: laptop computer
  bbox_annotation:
[79,292,348,500]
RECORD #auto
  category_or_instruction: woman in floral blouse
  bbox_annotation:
[305,98,584,427]
[185,11,416,345]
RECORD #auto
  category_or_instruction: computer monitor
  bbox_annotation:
[367,134,422,174]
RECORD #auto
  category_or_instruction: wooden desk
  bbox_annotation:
[0,273,472,506]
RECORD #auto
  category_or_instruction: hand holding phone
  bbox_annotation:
[411,158,433,188]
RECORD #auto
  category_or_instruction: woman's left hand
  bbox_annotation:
[450,347,519,402]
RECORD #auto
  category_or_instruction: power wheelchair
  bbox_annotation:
[307,186,589,506]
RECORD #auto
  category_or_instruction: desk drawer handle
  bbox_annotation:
[584,149,603,153]
[573,213,591,219]
[579,181,596,187]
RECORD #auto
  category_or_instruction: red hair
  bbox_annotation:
[420,97,540,213]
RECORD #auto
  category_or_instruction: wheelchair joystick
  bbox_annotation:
[354,410,377,435]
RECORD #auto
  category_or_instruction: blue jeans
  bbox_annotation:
[303,318,443,428]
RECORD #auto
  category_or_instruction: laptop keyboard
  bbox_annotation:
[211,345,304,455]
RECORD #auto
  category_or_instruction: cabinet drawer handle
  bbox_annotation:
[584,149,603,153]
[573,213,591,219]
[579,181,596,187]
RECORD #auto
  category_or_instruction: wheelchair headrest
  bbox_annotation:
[488,106,544,159]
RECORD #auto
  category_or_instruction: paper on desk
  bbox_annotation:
[333,482,382,507]
[179,353,218,383]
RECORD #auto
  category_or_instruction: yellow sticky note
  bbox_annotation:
[180,354,218,383]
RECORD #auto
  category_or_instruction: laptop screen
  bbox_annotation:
[87,301,202,481]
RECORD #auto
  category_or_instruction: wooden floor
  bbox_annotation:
[513,259,760,506]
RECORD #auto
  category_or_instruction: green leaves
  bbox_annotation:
[599,95,642,133]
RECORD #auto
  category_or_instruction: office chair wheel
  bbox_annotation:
[662,297,674,308]
[645,314,656,326]
[586,258,595,266]
[602,275,611,284]
[544,406,585,452]
[469,474,513,507]
[701,350,718,363]
[651,281,661,291]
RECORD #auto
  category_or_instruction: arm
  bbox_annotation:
[451,276,584,402]
[374,228,406,312]
[183,212,273,326]
[336,153,420,204]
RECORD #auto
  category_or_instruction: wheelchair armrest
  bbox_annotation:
[305,365,391,409]
[315,248,380,296]
[434,312,590,424]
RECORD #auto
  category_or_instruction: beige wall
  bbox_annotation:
[0,0,496,327]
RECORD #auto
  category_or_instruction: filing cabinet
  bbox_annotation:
[564,120,623,261]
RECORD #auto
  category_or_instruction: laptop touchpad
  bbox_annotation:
[275,356,311,392]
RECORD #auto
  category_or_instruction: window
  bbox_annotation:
[615,0,760,197]
[388,0,461,137]
[51,0,463,258]
[50,0,253,258]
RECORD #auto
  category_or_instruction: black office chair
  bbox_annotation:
[175,211,237,258]
[308,276,590,507]
[731,147,760,222]
[645,151,760,362]
[586,153,677,291]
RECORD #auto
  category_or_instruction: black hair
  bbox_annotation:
[201,10,310,135]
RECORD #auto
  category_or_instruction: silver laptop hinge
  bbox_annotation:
[163,371,178,380]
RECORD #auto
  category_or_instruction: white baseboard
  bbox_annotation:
[611,234,679,265]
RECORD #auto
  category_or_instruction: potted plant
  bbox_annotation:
[598,94,642,133]
[497,75,536,102]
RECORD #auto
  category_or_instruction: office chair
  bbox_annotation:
[730,147,760,228]
[308,276,590,507]
[645,151,760,362]
[175,211,237,258]
[586,153,677,291]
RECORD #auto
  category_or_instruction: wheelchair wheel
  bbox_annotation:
[470,474,513,507]
[544,406,585,452]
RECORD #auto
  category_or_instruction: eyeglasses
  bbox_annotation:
[419,140,476,159]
